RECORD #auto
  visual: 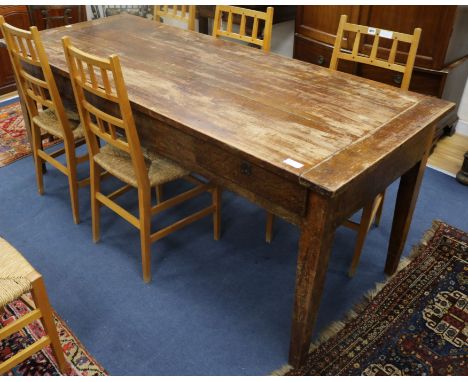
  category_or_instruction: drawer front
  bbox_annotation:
[195,141,308,216]
[294,35,355,73]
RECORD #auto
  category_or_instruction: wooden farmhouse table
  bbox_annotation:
[35,14,454,366]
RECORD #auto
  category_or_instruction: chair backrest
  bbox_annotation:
[212,6,274,52]
[0,15,72,140]
[154,5,196,31]
[329,14,421,91]
[62,36,149,188]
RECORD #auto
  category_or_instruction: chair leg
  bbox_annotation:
[65,147,80,224]
[155,184,163,204]
[348,196,381,277]
[30,277,70,375]
[374,192,385,227]
[265,212,274,243]
[31,123,44,195]
[139,187,152,283]
[212,186,221,240]
[91,161,101,243]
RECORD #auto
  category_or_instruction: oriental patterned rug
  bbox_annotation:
[0,294,107,375]
[276,220,467,376]
[0,97,60,168]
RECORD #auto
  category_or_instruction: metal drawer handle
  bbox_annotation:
[317,55,325,65]
[240,162,252,176]
[393,74,403,85]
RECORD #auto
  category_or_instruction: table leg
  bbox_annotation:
[289,192,335,367]
[384,152,430,275]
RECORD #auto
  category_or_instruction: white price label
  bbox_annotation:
[283,158,304,169]
[368,27,376,35]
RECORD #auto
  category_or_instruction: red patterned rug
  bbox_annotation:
[277,221,467,376]
[0,97,59,168]
[0,294,107,375]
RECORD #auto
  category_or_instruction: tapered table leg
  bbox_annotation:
[288,193,336,367]
[384,151,431,275]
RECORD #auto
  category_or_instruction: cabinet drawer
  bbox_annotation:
[359,65,443,97]
[294,35,355,73]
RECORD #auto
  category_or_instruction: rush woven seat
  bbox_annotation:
[94,144,189,188]
[32,109,85,140]
[0,238,34,307]
[0,237,69,375]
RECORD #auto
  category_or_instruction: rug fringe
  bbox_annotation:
[271,364,293,376]
[271,220,443,376]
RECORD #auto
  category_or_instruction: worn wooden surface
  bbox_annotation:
[36,14,455,367]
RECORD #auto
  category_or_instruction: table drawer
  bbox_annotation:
[195,141,308,216]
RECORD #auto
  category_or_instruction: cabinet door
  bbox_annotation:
[0,6,30,94]
[295,5,360,48]
[28,5,86,30]
[359,5,457,70]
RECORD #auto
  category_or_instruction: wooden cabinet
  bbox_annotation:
[0,5,86,95]
[294,5,468,143]
[0,6,31,94]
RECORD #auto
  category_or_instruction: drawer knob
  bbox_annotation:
[240,162,252,176]
[317,55,325,65]
[393,74,403,85]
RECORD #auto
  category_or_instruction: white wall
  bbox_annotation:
[457,79,468,136]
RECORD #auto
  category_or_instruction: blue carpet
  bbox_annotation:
[0,144,467,375]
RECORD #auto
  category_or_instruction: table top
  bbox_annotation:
[39,14,454,196]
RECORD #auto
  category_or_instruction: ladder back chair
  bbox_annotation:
[62,36,221,283]
[0,16,88,225]
[212,6,274,52]
[154,5,196,31]
[265,15,422,276]
[0,237,69,375]
[329,14,421,91]
[332,14,421,275]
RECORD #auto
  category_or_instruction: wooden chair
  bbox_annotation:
[0,16,89,225]
[154,5,196,31]
[212,5,274,52]
[62,36,221,283]
[0,237,69,375]
[266,15,421,277]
